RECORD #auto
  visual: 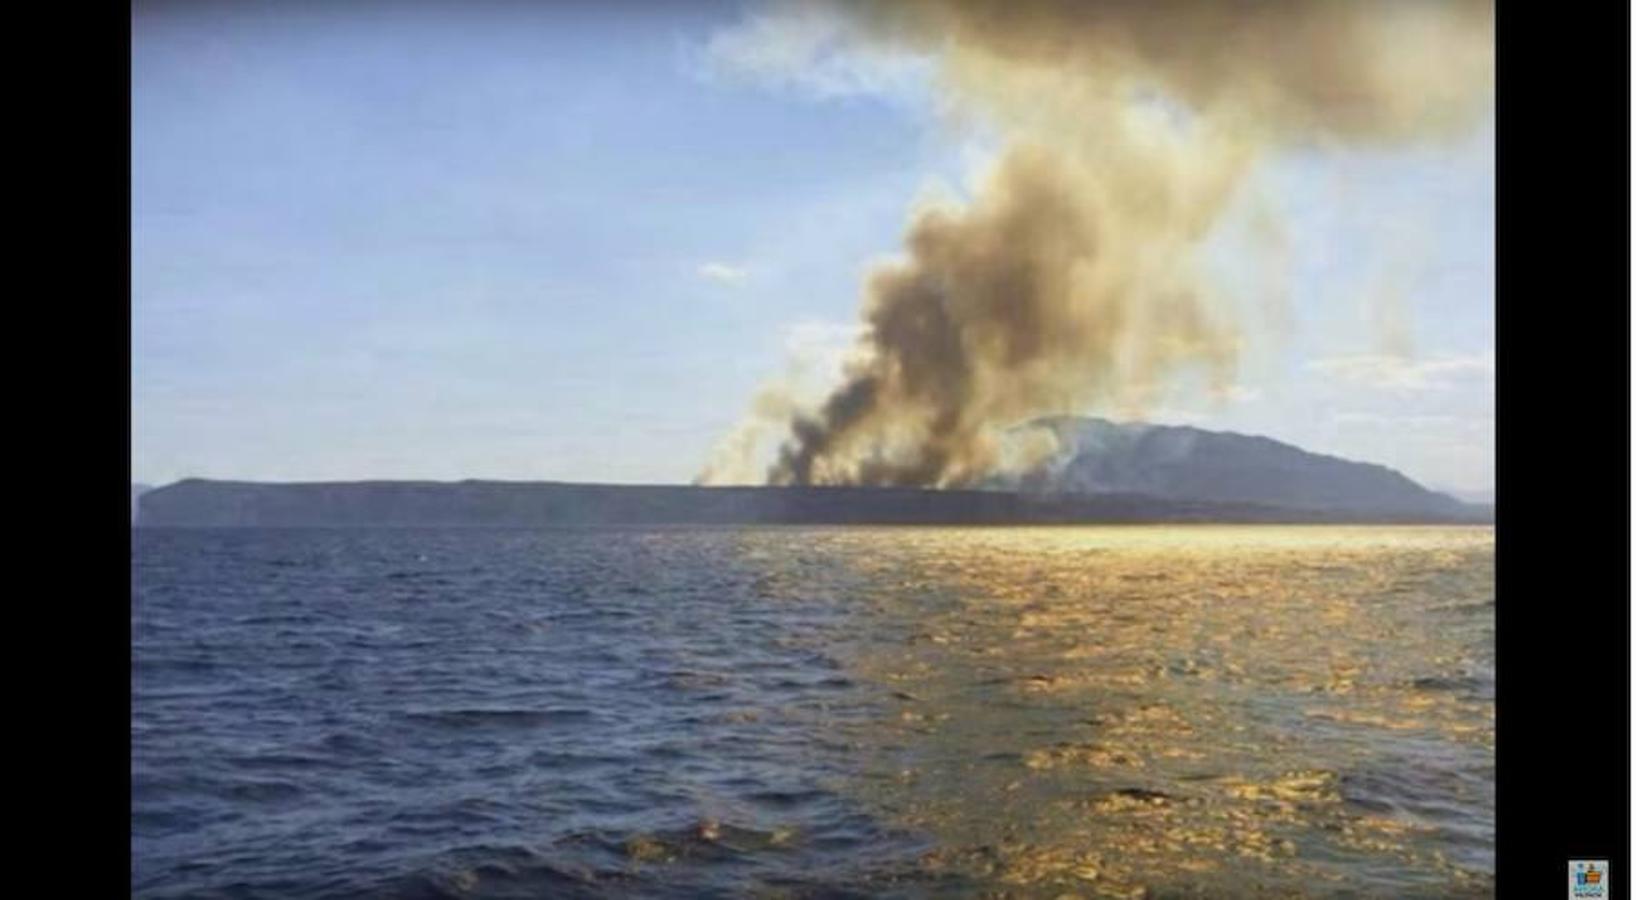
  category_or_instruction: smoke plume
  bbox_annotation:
[702,0,1493,488]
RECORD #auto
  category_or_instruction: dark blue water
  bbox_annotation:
[133,526,1494,898]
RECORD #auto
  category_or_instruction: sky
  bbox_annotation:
[132,1,1495,496]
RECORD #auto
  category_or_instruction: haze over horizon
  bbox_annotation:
[133,1,1494,493]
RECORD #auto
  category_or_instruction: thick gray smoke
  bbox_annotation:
[700,0,1493,488]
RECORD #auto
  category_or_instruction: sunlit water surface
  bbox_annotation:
[134,525,1493,898]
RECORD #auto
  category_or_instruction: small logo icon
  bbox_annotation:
[1570,860,1609,899]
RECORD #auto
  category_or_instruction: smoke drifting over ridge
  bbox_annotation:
[700,0,1493,488]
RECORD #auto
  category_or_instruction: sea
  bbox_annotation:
[132,525,1494,899]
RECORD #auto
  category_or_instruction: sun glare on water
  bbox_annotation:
[783,525,1495,896]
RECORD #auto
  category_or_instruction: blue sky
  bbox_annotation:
[133,1,1494,495]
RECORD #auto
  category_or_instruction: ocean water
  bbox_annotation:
[132,525,1494,899]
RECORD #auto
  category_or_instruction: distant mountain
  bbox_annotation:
[132,483,153,523]
[135,477,1487,529]
[992,417,1474,520]
[132,480,1268,527]
[133,418,1490,527]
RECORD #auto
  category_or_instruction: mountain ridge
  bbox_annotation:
[134,479,1488,527]
[134,418,1488,527]
[994,417,1468,519]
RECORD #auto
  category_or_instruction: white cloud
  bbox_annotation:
[1306,350,1493,392]
[697,262,749,286]
[693,1,933,103]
